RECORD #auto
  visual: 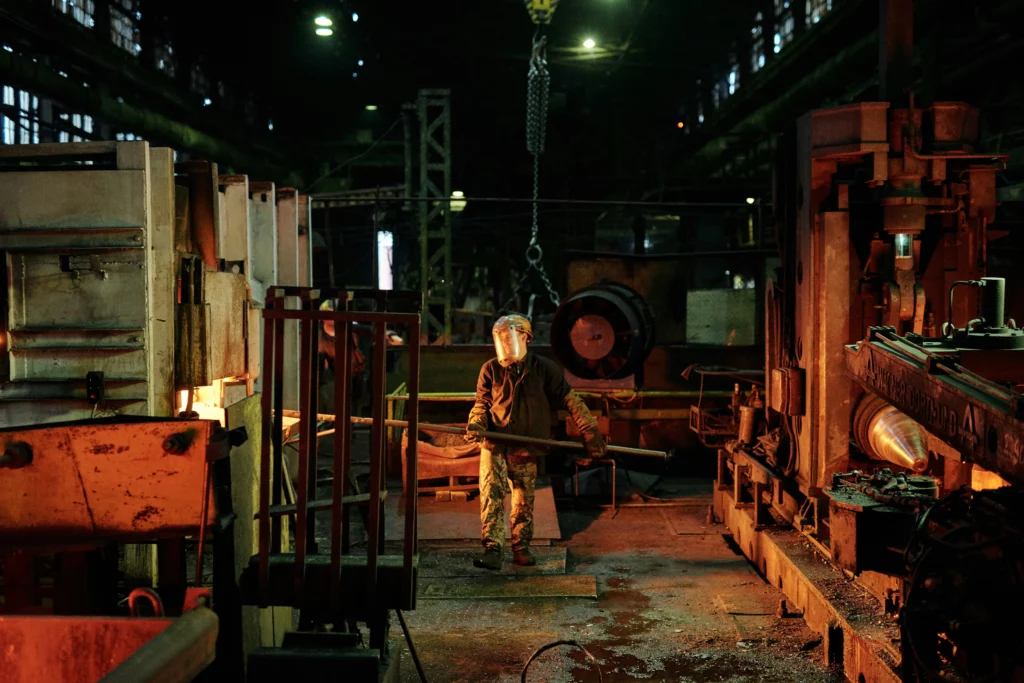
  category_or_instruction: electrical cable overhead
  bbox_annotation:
[306,116,404,192]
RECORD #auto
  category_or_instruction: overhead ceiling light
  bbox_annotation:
[314,15,332,27]
[351,12,359,22]
[746,197,755,205]
[365,105,378,111]
[315,27,333,36]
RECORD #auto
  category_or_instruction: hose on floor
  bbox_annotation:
[397,609,429,683]
[521,640,603,682]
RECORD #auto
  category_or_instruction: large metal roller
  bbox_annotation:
[852,393,930,473]
[551,282,655,380]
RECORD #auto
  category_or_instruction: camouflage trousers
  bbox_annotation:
[479,446,537,551]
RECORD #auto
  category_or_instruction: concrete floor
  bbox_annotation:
[398,486,835,683]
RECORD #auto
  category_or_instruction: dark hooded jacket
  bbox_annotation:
[468,351,598,452]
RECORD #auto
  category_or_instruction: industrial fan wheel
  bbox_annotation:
[551,282,655,380]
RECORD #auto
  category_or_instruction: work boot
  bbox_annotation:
[473,547,503,570]
[512,547,536,567]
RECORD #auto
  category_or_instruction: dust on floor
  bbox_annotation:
[399,504,836,683]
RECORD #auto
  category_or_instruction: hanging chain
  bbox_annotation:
[501,32,560,316]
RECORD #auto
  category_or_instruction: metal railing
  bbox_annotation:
[256,286,422,625]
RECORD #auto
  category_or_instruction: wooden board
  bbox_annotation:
[226,395,293,655]
[418,574,597,600]
[418,545,567,578]
[148,148,177,417]
[204,271,248,381]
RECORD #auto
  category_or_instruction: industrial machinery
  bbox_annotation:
[0,417,236,682]
[0,140,353,681]
[551,281,656,387]
[714,1,1024,681]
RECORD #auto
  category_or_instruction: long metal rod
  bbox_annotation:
[305,303,322,556]
[366,322,387,600]
[193,459,211,587]
[329,320,350,615]
[385,390,733,401]
[404,318,421,602]
[271,313,285,552]
[257,309,275,604]
[312,194,757,209]
[294,307,313,605]
[278,410,668,459]
[264,309,420,323]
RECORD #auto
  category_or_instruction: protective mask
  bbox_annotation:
[493,325,527,367]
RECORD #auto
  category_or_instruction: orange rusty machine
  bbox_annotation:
[0,417,240,682]
[714,1,1024,682]
[0,141,413,681]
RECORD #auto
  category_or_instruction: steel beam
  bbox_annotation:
[416,89,453,344]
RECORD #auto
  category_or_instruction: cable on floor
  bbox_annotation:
[521,640,603,682]
[397,609,429,683]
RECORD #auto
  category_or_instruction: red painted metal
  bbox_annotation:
[0,615,172,683]
[0,420,216,548]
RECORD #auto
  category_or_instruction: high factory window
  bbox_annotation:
[805,0,833,26]
[56,109,94,142]
[750,12,766,73]
[50,0,96,28]
[155,41,177,78]
[774,0,795,54]
[110,0,142,56]
[1,85,40,145]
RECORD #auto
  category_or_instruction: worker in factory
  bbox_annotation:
[466,314,607,570]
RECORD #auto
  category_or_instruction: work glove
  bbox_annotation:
[584,432,608,460]
[465,421,487,444]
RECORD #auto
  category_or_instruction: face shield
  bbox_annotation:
[493,317,529,367]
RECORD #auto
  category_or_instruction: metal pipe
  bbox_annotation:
[981,277,1006,328]
[308,194,754,209]
[277,410,669,459]
[384,390,734,401]
[99,606,219,683]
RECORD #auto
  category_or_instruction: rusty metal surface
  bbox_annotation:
[714,482,902,683]
[100,606,218,683]
[0,615,172,683]
[846,328,1024,486]
[176,160,220,270]
[204,271,249,381]
[0,419,215,546]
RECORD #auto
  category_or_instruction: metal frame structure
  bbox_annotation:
[252,286,422,654]
[416,89,453,345]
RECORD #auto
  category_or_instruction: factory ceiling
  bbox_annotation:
[156,0,761,198]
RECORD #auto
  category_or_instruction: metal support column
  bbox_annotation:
[416,89,453,345]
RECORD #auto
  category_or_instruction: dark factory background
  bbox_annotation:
[4,1,1024,682]
[8,0,1021,334]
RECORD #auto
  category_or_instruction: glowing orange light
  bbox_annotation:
[677,121,684,129]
